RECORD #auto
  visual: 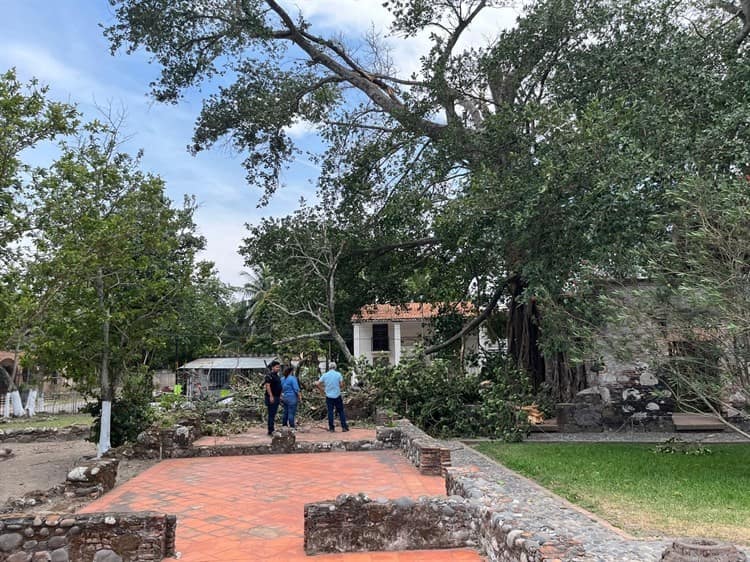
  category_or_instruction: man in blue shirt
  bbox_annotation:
[316,362,349,432]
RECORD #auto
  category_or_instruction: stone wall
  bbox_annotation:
[557,366,675,432]
[3,458,120,515]
[0,426,89,444]
[64,459,119,499]
[0,512,176,562]
[129,423,199,459]
[445,467,591,562]
[393,420,451,475]
[304,493,476,555]
[303,477,585,561]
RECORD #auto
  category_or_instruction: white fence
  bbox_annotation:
[0,391,94,417]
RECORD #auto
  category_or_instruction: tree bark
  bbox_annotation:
[0,365,16,393]
[506,275,588,401]
[544,352,587,402]
[96,267,113,457]
[506,275,545,392]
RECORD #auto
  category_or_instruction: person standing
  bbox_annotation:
[264,360,282,435]
[316,362,349,432]
[281,366,302,429]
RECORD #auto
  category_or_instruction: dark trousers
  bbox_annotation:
[326,396,348,430]
[266,396,280,434]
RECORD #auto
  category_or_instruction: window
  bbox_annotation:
[209,369,230,389]
[372,324,389,352]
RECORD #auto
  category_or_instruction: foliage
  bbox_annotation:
[475,442,750,543]
[606,177,750,431]
[157,392,188,411]
[85,370,154,447]
[653,437,713,456]
[0,69,79,371]
[27,121,205,400]
[364,351,534,439]
[106,0,750,403]
[477,358,533,442]
[0,68,78,269]
[149,260,235,369]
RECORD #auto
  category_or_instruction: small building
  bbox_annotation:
[351,303,493,366]
[177,356,276,396]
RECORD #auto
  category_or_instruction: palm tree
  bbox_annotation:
[228,264,275,352]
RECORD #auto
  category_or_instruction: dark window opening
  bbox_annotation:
[209,369,230,389]
[372,324,389,352]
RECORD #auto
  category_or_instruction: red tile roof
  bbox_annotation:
[352,302,475,322]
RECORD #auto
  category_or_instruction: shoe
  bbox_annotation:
[342,427,350,432]
[327,428,335,432]
[267,431,274,436]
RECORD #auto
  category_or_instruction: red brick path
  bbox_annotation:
[82,450,482,562]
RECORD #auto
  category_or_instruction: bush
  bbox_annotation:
[85,371,154,447]
[363,351,535,440]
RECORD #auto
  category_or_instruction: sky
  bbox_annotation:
[1,1,516,288]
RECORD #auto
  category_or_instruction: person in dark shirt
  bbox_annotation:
[263,360,282,435]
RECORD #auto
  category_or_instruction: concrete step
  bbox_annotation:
[672,413,726,431]
[529,418,559,433]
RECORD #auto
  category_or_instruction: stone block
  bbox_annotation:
[661,538,747,561]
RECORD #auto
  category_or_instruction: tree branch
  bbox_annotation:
[424,279,509,355]
[273,331,329,346]
[263,0,446,139]
[350,237,440,258]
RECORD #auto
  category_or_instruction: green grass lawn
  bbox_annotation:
[475,442,750,544]
[0,413,92,430]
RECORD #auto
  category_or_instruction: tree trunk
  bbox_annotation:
[0,365,16,393]
[544,352,588,402]
[506,275,587,401]
[96,267,113,457]
[331,327,355,365]
[506,275,545,392]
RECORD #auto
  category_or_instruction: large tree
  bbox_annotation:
[105,0,750,399]
[28,121,203,453]
[0,69,78,413]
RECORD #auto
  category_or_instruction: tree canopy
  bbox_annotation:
[106,0,750,399]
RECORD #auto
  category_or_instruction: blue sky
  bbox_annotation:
[1,1,514,288]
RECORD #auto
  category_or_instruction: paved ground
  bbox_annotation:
[81,450,482,562]
[194,423,376,447]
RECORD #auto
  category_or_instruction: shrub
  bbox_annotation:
[85,370,154,447]
[363,351,535,439]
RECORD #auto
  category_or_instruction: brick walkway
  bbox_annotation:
[81,450,482,562]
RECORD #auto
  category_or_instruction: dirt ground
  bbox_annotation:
[0,438,157,504]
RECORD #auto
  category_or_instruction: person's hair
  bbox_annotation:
[269,360,280,368]
[329,362,337,369]
[283,366,294,377]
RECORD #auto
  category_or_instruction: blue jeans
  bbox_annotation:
[282,397,298,428]
[326,396,348,430]
[265,396,280,434]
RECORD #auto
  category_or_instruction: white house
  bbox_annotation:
[352,303,496,366]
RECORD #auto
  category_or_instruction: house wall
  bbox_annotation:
[353,319,483,367]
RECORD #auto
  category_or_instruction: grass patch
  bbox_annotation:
[475,442,750,544]
[0,413,92,430]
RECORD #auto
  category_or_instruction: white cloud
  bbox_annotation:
[284,118,319,139]
[283,0,391,30]
[194,208,251,288]
[0,43,142,107]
